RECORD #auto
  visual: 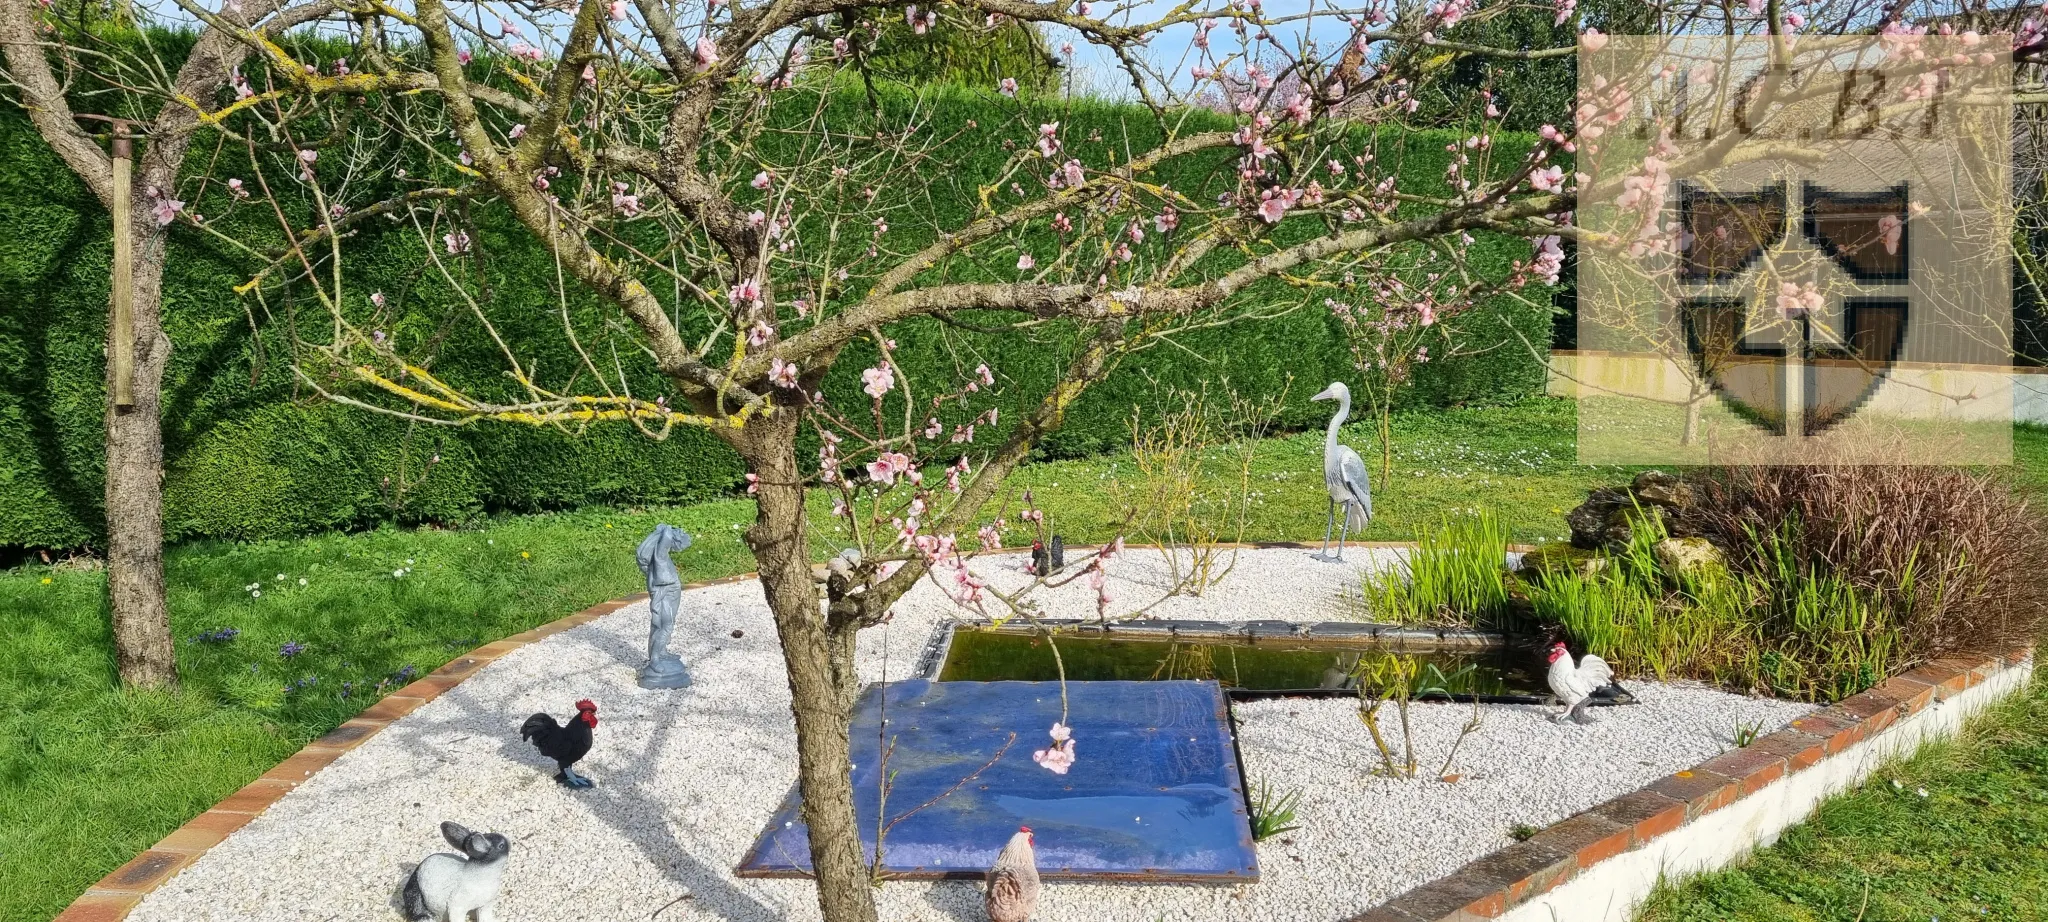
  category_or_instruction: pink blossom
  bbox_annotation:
[976,363,995,386]
[611,181,642,216]
[458,49,473,65]
[149,189,183,226]
[924,418,944,438]
[226,178,248,200]
[752,171,773,190]
[745,472,760,494]
[866,451,911,485]
[371,291,386,308]
[510,43,544,63]
[608,0,626,20]
[748,209,766,228]
[747,320,773,347]
[1878,214,1904,255]
[1017,253,1035,271]
[1154,207,1179,234]
[999,77,1019,97]
[1777,281,1824,318]
[1784,11,1805,28]
[1061,160,1085,188]
[1052,212,1072,234]
[1285,95,1312,126]
[1036,123,1061,157]
[770,358,799,388]
[1530,165,1566,193]
[1581,28,1607,52]
[862,365,895,399]
[443,230,471,254]
[694,37,720,71]
[730,277,762,309]
[1530,236,1564,284]
[1033,724,1077,774]
[510,123,527,139]
[1257,188,1296,224]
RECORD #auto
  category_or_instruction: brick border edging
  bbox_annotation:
[54,540,1435,921]
[1344,646,2038,922]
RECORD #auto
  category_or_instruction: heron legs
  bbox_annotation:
[1315,500,1341,562]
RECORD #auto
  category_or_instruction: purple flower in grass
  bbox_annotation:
[279,640,307,658]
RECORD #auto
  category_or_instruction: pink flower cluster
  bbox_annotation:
[1033,722,1076,774]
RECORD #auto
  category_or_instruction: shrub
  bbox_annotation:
[1525,466,2048,701]
[1687,465,2048,667]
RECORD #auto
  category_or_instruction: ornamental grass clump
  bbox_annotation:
[1528,465,2048,702]
[1688,464,2048,663]
[1367,511,1512,626]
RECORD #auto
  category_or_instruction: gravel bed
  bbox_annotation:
[129,546,1811,922]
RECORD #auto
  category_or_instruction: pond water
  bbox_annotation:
[935,628,1584,701]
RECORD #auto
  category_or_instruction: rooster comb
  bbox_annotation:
[575,698,598,711]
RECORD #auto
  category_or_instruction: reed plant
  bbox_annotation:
[1525,508,1949,702]
[1366,511,1512,626]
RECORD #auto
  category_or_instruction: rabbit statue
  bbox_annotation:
[401,821,510,922]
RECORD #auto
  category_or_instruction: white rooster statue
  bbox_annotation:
[985,826,1041,922]
[1546,641,1613,725]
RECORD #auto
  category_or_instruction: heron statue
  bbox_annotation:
[1310,382,1373,562]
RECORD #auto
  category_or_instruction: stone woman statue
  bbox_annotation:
[635,524,694,689]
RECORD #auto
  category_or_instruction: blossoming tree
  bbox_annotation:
[0,0,341,688]
[165,0,1583,917]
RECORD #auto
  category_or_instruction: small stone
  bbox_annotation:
[1653,537,1722,579]
[731,629,744,639]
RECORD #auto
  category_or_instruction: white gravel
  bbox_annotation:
[129,547,1812,922]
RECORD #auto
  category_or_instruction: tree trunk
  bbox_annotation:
[740,413,877,922]
[106,204,175,688]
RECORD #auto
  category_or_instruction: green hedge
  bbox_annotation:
[0,85,1551,550]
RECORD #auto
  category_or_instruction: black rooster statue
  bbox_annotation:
[520,699,599,788]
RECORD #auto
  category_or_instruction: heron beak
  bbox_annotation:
[1310,387,1337,402]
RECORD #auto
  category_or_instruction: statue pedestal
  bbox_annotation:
[639,654,693,689]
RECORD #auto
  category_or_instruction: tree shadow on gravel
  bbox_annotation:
[478,616,798,922]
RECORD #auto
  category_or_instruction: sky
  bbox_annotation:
[137,0,1369,102]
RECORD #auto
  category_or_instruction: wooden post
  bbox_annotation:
[109,121,134,410]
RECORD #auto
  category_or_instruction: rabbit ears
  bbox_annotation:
[439,821,474,849]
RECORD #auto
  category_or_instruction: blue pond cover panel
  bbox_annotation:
[736,679,1258,882]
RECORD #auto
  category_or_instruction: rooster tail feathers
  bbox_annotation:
[1580,654,1614,686]
[520,712,560,743]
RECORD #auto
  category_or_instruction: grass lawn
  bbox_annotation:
[1,397,2044,921]
[1636,663,2048,922]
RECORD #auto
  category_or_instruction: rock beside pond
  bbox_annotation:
[1566,470,1700,551]
[1517,542,1606,577]
[1652,537,1723,579]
